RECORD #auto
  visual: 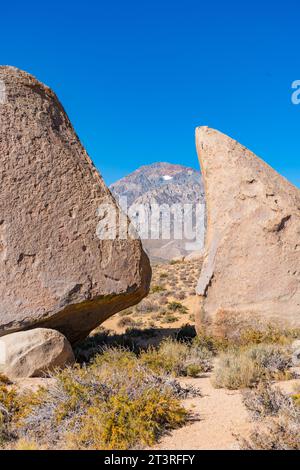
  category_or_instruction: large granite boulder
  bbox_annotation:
[0,67,151,344]
[195,127,300,329]
[0,328,75,379]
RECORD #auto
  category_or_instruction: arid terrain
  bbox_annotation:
[104,258,201,334]
[1,258,299,451]
[0,68,299,452]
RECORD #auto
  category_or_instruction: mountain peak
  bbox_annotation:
[109,162,205,262]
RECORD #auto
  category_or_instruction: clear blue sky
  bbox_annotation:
[1,0,300,186]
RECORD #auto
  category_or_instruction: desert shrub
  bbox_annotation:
[174,291,186,300]
[240,384,300,450]
[167,302,188,314]
[0,382,18,446]
[242,382,291,420]
[159,272,168,279]
[292,383,300,407]
[151,285,166,294]
[246,344,292,380]
[13,438,41,450]
[164,314,178,323]
[0,378,44,447]
[292,393,300,407]
[212,310,300,348]
[140,338,213,377]
[239,326,300,348]
[66,388,186,450]
[117,316,136,328]
[14,347,191,450]
[135,299,159,314]
[212,344,293,390]
[193,331,221,354]
[212,351,261,390]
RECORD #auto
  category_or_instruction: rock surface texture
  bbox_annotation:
[0,67,151,343]
[196,127,300,329]
[0,328,75,379]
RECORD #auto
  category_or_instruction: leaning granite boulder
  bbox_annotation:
[0,67,151,344]
[195,126,300,330]
[0,328,75,379]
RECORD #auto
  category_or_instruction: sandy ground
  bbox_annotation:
[153,373,253,450]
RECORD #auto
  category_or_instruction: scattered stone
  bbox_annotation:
[0,328,74,379]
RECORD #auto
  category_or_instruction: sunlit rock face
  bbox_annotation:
[0,66,151,344]
[195,126,300,330]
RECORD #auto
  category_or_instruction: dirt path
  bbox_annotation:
[154,374,253,450]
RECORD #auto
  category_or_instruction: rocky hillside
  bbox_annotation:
[110,162,205,262]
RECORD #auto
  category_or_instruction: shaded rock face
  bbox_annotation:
[196,127,300,329]
[0,328,75,379]
[0,67,151,344]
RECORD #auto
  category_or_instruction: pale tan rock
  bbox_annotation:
[195,127,300,329]
[184,251,203,262]
[0,328,74,379]
[0,67,151,343]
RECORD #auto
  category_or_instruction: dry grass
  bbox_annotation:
[212,344,293,390]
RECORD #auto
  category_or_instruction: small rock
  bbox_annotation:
[0,328,75,379]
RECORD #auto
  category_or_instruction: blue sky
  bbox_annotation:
[1,0,300,186]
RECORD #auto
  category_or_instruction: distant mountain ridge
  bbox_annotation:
[110,162,205,262]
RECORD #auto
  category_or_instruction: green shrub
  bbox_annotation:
[164,314,178,323]
[167,302,188,314]
[159,272,168,279]
[151,285,166,294]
